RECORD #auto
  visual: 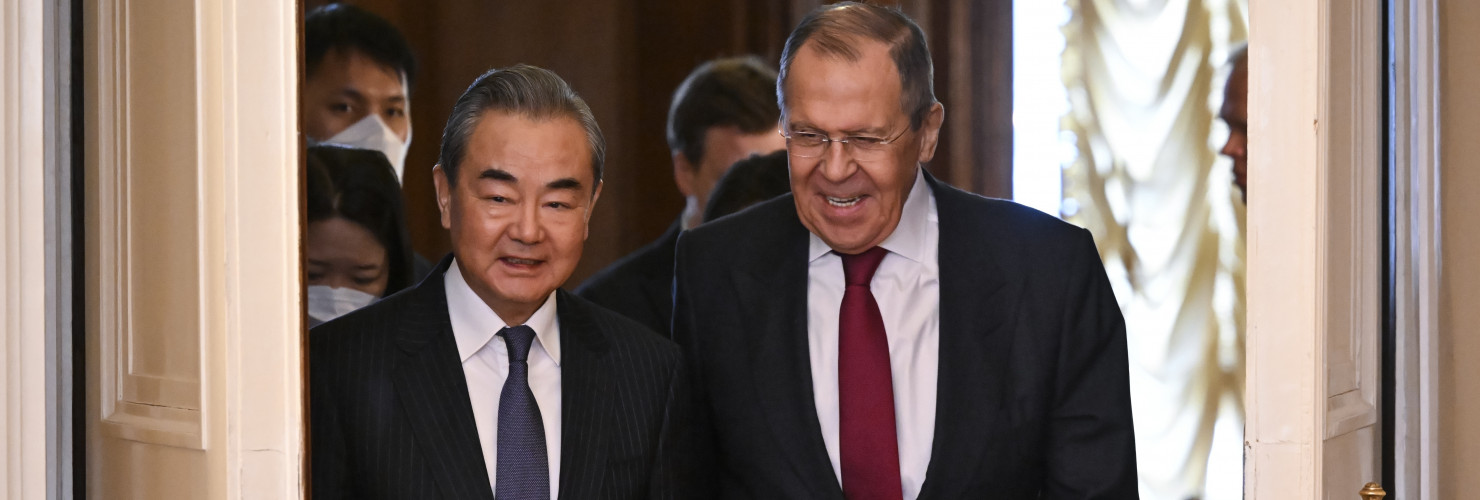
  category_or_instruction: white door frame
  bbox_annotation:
[81,0,305,496]
[1245,0,1393,496]
[1,0,57,496]
[8,0,306,496]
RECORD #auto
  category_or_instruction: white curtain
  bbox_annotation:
[1060,0,1247,498]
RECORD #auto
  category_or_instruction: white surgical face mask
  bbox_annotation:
[307,285,379,325]
[324,114,411,183]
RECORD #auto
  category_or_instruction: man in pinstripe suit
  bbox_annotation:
[311,64,693,499]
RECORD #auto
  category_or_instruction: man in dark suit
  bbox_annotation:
[672,3,1138,498]
[311,64,691,499]
[578,57,784,336]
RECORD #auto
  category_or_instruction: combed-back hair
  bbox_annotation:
[305,145,416,297]
[437,64,606,188]
[305,4,417,93]
[778,1,937,129]
[667,56,781,167]
[702,150,793,223]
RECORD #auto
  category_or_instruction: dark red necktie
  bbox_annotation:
[837,247,903,500]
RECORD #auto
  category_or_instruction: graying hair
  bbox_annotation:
[437,64,606,186]
[778,1,937,130]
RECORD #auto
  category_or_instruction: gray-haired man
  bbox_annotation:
[311,64,694,500]
[673,3,1138,498]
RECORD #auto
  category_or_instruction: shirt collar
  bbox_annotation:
[445,258,562,366]
[808,167,934,263]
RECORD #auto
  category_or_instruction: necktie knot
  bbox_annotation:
[499,325,537,362]
[839,246,889,287]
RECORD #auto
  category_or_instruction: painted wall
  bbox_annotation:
[1438,0,1480,496]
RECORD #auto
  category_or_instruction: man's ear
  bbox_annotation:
[672,151,697,198]
[917,102,945,163]
[584,180,603,241]
[432,164,453,230]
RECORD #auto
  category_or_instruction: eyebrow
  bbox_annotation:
[546,178,583,191]
[334,88,367,101]
[476,169,583,191]
[478,168,516,182]
[787,120,888,136]
[335,88,406,104]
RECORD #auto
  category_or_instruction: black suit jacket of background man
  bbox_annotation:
[672,173,1139,499]
[311,256,693,500]
[577,219,682,337]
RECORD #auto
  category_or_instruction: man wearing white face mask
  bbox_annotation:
[303,4,416,183]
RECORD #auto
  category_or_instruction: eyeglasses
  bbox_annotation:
[779,126,910,160]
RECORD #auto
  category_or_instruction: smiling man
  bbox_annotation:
[311,65,693,500]
[672,3,1138,498]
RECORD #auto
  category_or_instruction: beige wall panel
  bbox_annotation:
[87,0,304,497]
[1319,0,1381,456]
[1322,427,1378,499]
[121,0,203,405]
[1439,0,1480,495]
[97,444,208,498]
[91,0,207,454]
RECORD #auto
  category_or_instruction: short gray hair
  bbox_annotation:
[437,64,606,186]
[778,2,937,130]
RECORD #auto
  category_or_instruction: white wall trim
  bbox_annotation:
[1245,0,1323,497]
[1390,0,1443,497]
[2,0,52,497]
[1247,0,1387,496]
[200,0,305,496]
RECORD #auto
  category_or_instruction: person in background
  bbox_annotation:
[701,149,792,223]
[1219,45,1248,203]
[311,65,694,499]
[672,3,1138,497]
[304,145,416,327]
[577,56,785,336]
[303,3,435,281]
[303,3,416,183]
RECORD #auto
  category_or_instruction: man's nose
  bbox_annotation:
[508,201,545,244]
[818,139,858,183]
[1221,132,1245,158]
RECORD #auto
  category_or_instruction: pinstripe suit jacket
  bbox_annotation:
[311,256,693,499]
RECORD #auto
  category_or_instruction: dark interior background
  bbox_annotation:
[302,0,1013,286]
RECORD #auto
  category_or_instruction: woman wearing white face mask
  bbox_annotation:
[305,145,416,327]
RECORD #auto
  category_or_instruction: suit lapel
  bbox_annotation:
[555,290,613,499]
[737,207,845,499]
[392,256,497,500]
[916,175,1018,499]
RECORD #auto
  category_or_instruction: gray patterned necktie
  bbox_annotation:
[496,325,550,499]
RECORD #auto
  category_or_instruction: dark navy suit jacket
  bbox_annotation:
[672,173,1139,499]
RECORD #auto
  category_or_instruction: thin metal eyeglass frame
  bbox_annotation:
[779,125,912,159]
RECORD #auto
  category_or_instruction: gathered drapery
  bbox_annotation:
[1061,0,1247,497]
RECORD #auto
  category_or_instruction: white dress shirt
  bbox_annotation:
[807,168,939,500]
[446,259,563,499]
